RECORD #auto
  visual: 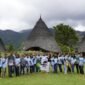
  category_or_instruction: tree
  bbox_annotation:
[54,23,79,47]
[6,44,15,52]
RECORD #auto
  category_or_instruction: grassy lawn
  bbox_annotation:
[0,73,85,85]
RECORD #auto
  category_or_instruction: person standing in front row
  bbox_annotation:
[15,54,20,76]
[8,53,15,77]
[24,54,30,74]
[1,55,8,78]
[64,58,68,74]
[50,55,55,72]
[20,55,26,75]
[58,54,63,73]
[54,54,58,73]
[75,53,80,73]
[79,53,84,74]
[0,56,2,77]
[70,54,76,73]
[30,55,34,73]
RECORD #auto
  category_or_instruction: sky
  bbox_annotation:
[0,0,85,32]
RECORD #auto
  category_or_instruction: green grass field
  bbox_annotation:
[0,73,85,85]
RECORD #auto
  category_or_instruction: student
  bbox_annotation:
[20,55,26,75]
[64,59,68,74]
[70,54,76,73]
[1,56,8,78]
[46,54,51,73]
[33,55,37,72]
[0,56,2,77]
[36,54,41,72]
[67,55,71,73]
[25,55,30,74]
[40,54,48,72]
[58,54,62,72]
[15,54,20,76]
[54,54,58,73]
[8,53,15,77]
[79,54,84,74]
[75,53,80,73]
[50,56,55,72]
[30,55,35,73]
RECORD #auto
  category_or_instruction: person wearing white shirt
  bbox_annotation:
[41,55,48,65]
[40,54,48,72]
[30,55,35,73]
[15,54,20,76]
[33,56,37,72]
[79,54,84,74]
[54,54,58,73]
[1,56,8,78]
[67,55,71,73]
[58,55,63,72]
[20,55,27,75]
[25,56,30,74]
[0,56,2,77]
[75,53,80,73]
[70,55,76,73]
[50,56,55,72]
[64,59,68,74]
[8,53,15,77]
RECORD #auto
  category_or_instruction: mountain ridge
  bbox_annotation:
[0,29,85,49]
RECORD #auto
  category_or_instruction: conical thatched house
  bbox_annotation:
[0,38,6,51]
[23,17,60,52]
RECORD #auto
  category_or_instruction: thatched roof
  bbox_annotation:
[77,37,85,52]
[23,17,60,52]
[0,38,6,52]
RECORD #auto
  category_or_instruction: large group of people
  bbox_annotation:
[0,52,85,78]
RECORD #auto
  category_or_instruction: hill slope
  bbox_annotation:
[0,29,85,49]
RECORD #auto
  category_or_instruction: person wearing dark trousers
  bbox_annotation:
[0,56,2,77]
[79,55,84,74]
[79,65,84,74]
[20,56,26,75]
[75,63,79,73]
[54,55,58,73]
[25,60,29,74]
[33,57,37,72]
[75,54,80,73]
[30,55,34,73]
[8,54,15,77]
[8,66,13,77]
[15,54,20,77]
[25,56,30,74]
[58,56,62,73]
[70,55,76,73]
[0,67,1,77]
[30,66,34,73]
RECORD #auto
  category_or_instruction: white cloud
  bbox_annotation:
[75,25,85,31]
[0,0,85,31]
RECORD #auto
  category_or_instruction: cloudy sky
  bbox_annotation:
[0,0,85,32]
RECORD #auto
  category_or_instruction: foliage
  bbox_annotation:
[6,44,15,52]
[54,23,79,47]
[54,23,79,52]
[59,44,74,53]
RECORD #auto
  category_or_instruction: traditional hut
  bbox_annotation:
[23,17,60,52]
[77,37,85,56]
[0,38,6,51]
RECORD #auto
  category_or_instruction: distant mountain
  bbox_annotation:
[0,29,32,49]
[0,29,85,49]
